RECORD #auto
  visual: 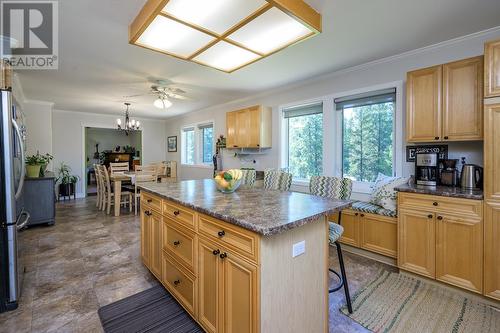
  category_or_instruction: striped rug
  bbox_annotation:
[341,270,500,333]
[98,285,203,333]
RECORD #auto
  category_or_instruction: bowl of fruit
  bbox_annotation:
[214,169,243,193]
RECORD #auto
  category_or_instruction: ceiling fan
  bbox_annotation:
[125,79,190,109]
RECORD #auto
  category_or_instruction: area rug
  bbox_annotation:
[98,285,203,333]
[341,270,500,333]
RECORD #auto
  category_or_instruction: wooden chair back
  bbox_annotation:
[110,162,129,174]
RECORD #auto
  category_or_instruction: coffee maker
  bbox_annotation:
[439,159,459,186]
[415,152,439,186]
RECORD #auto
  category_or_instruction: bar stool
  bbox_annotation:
[309,175,353,314]
[263,169,292,191]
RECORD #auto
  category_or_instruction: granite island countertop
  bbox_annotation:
[395,183,484,200]
[138,179,352,236]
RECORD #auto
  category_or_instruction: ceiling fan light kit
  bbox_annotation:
[154,97,173,109]
[129,0,321,73]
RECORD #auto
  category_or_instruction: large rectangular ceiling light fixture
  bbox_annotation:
[129,0,321,73]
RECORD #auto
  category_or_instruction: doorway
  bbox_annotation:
[84,127,142,196]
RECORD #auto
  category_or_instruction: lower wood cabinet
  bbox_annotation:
[484,201,500,300]
[398,193,483,294]
[140,205,163,278]
[338,210,360,247]
[198,238,221,333]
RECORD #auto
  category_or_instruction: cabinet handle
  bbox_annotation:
[173,241,181,246]
[217,230,225,237]
[437,216,443,220]
[173,279,181,286]
[432,202,438,206]
[354,213,359,216]
[233,145,238,148]
[219,252,227,259]
[213,249,220,256]
[434,137,440,140]
[173,210,180,216]
[147,199,152,203]
[427,214,433,219]
[360,214,365,217]
[145,210,152,216]
[444,136,449,140]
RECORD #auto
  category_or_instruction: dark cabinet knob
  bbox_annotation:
[173,241,180,246]
[173,210,180,216]
[233,145,238,148]
[147,199,152,203]
[444,136,449,140]
[213,249,220,256]
[360,214,365,217]
[433,202,438,206]
[173,279,180,286]
[219,252,227,259]
[217,230,225,237]
[427,214,433,219]
[437,216,443,220]
[145,210,152,216]
[434,137,440,140]
[354,213,359,216]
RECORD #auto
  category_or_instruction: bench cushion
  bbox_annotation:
[351,201,397,218]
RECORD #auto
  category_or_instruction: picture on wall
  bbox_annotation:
[167,136,177,152]
[406,145,448,162]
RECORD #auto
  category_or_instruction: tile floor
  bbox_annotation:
[0,197,395,333]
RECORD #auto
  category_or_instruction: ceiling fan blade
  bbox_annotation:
[166,93,190,100]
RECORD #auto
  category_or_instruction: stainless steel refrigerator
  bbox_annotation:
[0,62,29,312]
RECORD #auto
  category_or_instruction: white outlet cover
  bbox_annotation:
[292,240,306,258]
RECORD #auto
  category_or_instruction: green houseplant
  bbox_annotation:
[38,152,53,177]
[25,154,44,178]
[56,162,79,198]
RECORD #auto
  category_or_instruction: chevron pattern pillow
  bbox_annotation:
[370,173,409,213]
[241,169,256,187]
[309,176,353,200]
[263,170,292,191]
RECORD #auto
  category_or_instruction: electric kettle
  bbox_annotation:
[460,164,483,190]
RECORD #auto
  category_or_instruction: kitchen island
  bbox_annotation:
[138,179,351,333]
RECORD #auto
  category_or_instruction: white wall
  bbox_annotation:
[52,110,167,197]
[165,28,500,198]
[22,101,54,169]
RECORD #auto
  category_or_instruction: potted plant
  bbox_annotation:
[56,162,79,198]
[38,152,53,177]
[25,154,44,178]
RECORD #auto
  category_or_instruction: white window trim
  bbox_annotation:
[181,120,215,167]
[279,81,404,195]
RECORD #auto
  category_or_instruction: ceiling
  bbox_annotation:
[16,0,500,119]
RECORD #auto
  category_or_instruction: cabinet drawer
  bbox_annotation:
[162,252,196,316]
[163,200,196,230]
[198,214,259,264]
[141,192,162,213]
[164,219,197,273]
[398,193,482,218]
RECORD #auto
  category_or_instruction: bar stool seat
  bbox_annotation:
[329,222,344,244]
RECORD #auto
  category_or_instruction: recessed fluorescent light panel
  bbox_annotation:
[129,0,321,73]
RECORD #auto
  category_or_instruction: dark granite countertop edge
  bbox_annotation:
[395,186,484,200]
[139,187,352,236]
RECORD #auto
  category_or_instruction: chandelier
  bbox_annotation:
[117,103,140,135]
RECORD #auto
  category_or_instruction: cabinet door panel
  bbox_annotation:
[398,209,435,278]
[198,238,221,333]
[247,106,261,148]
[335,210,360,247]
[223,253,258,333]
[443,56,483,141]
[484,201,500,300]
[485,39,500,97]
[235,110,249,148]
[361,214,397,258]
[226,112,237,148]
[140,208,151,268]
[485,104,500,201]
[406,66,442,142]
[436,214,482,293]
[150,213,163,278]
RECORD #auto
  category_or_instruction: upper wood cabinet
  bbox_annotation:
[406,56,484,142]
[226,105,272,149]
[485,39,500,97]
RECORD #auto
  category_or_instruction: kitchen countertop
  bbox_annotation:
[395,183,484,200]
[138,179,352,236]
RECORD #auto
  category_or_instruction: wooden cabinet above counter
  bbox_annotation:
[226,105,272,149]
[406,56,483,142]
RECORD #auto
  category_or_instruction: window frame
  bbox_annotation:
[180,120,215,167]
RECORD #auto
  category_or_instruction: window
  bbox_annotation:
[200,124,214,164]
[283,102,323,180]
[181,122,214,166]
[336,88,395,182]
[181,127,195,165]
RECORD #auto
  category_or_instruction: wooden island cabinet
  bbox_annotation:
[139,180,350,333]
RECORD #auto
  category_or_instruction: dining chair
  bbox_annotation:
[110,162,130,174]
[133,172,157,215]
[94,164,100,208]
[101,165,133,214]
[263,170,292,191]
[241,169,257,187]
[309,175,353,314]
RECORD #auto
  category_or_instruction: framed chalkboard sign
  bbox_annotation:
[406,145,448,162]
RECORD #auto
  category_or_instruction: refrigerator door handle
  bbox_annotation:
[16,210,30,230]
[12,119,25,200]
